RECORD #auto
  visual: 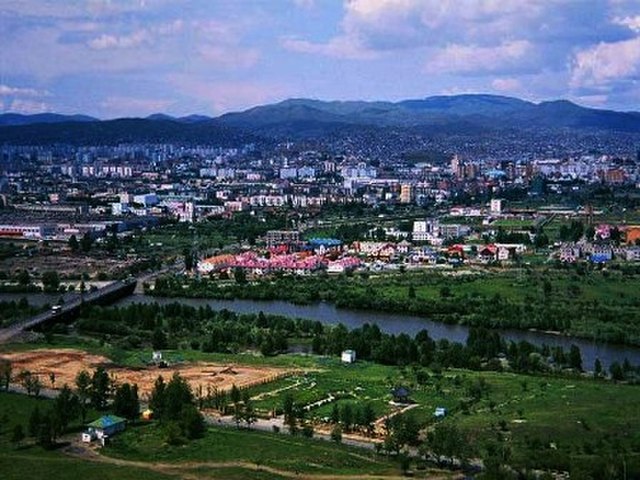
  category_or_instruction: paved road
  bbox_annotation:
[0,279,136,343]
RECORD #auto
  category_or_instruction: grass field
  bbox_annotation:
[2,338,640,476]
[0,391,402,480]
[105,422,398,476]
[241,359,640,473]
[0,392,178,480]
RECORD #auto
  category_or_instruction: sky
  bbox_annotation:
[1,0,640,118]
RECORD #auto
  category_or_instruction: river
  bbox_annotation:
[2,291,638,369]
[112,294,640,370]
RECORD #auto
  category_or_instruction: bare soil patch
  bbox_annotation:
[1,348,290,399]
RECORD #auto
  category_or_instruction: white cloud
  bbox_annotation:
[86,20,184,50]
[0,84,48,97]
[87,30,150,49]
[0,0,166,19]
[426,40,535,75]
[613,15,640,32]
[169,75,292,114]
[341,0,545,49]
[491,77,523,93]
[281,35,377,60]
[570,36,640,88]
[6,98,50,113]
[99,96,174,117]
[198,45,260,69]
[292,0,315,9]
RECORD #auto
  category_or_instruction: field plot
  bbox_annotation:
[1,348,291,397]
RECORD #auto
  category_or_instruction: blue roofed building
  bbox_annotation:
[82,415,127,443]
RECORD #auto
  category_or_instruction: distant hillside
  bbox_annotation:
[0,118,257,146]
[1,94,639,143]
[0,113,97,126]
[216,94,640,136]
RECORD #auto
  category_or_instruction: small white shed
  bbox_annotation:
[341,349,356,364]
[434,407,447,418]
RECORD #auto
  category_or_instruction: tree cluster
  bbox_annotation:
[149,373,206,444]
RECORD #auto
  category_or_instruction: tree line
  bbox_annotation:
[70,302,640,380]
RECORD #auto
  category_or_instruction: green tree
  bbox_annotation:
[282,393,297,434]
[113,383,140,421]
[80,233,93,252]
[152,328,168,350]
[183,248,194,271]
[53,385,80,434]
[609,362,625,381]
[242,390,257,429]
[68,234,79,252]
[36,415,54,448]
[330,403,340,424]
[28,406,41,437]
[90,366,111,410]
[362,403,376,435]
[42,271,60,292]
[594,358,603,378]
[163,373,194,421]
[75,370,91,423]
[11,424,25,447]
[341,403,354,432]
[331,425,342,443]
[164,421,185,446]
[17,270,30,286]
[427,422,469,467]
[0,359,11,390]
[181,404,206,439]
[149,375,166,420]
[234,267,247,284]
[150,373,204,441]
[569,344,583,371]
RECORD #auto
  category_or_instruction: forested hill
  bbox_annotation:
[0,118,258,146]
[1,94,639,143]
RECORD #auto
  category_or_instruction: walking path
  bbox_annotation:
[61,441,460,480]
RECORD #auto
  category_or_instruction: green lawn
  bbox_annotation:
[104,422,397,476]
[0,451,179,480]
[0,392,177,480]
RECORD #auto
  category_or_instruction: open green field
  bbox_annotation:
[105,422,398,476]
[241,358,640,474]
[2,337,640,477]
[491,218,534,229]
[248,362,396,418]
[0,392,178,480]
[0,390,402,480]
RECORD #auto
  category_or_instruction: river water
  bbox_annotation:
[112,294,640,370]
[2,291,638,370]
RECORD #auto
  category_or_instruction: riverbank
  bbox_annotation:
[149,268,640,347]
[114,294,640,370]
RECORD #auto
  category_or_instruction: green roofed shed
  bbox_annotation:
[83,415,127,441]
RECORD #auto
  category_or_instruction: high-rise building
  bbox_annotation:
[399,184,414,204]
[451,155,463,179]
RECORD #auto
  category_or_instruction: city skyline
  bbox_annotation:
[1,0,640,118]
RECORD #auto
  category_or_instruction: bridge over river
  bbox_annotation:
[0,278,137,343]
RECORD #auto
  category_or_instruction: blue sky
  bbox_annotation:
[1,0,640,118]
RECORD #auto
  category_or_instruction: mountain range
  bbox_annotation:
[1,94,639,144]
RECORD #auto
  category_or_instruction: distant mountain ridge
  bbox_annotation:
[0,94,639,143]
[0,118,256,146]
[214,95,640,135]
[0,112,97,126]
